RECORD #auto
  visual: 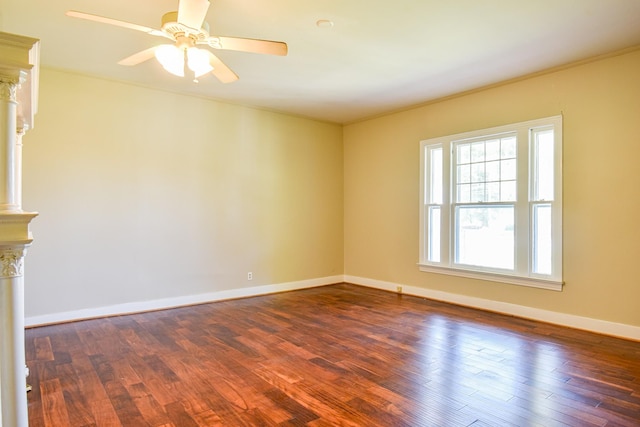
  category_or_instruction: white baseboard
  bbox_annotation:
[25,275,344,327]
[26,274,640,342]
[345,275,640,342]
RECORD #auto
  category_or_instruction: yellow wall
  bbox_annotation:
[23,69,344,318]
[344,49,640,327]
[21,49,640,329]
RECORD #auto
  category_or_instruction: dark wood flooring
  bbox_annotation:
[26,283,640,426]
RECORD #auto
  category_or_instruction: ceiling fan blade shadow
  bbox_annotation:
[207,51,239,83]
[215,37,288,56]
[66,10,167,38]
[118,46,159,66]
[178,0,210,30]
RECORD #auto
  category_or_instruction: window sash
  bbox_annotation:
[454,203,515,271]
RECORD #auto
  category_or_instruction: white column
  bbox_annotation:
[15,126,26,210]
[0,76,32,427]
[0,78,21,213]
[0,246,29,427]
[0,31,40,427]
[0,68,36,427]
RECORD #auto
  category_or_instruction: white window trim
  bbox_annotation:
[418,116,563,291]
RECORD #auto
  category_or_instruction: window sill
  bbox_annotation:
[417,263,563,291]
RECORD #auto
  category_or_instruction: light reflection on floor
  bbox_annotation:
[412,314,567,425]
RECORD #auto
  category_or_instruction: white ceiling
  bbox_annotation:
[3,0,640,124]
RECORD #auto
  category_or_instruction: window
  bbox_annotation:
[419,116,563,290]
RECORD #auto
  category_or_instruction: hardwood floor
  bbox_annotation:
[26,283,640,426]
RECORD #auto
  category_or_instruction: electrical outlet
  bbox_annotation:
[396,285,403,294]
[247,272,253,280]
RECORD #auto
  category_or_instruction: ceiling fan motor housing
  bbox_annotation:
[161,11,211,41]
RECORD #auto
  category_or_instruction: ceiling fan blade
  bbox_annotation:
[118,46,159,66]
[207,51,238,83]
[215,37,288,56]
[66,10,166,38]
[178,0,210,30]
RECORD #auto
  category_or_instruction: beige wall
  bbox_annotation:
[344,49,640,327]
[20,49,640,329]
[22,69,344,318]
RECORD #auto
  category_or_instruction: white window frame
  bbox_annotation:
[419,116,563,291]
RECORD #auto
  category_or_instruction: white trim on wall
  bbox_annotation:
[344,275,640,342]
[27,274,640,342]
[25,275,343,327]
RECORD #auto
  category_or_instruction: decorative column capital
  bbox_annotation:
[0,76,22,102]
[0,247,27,278]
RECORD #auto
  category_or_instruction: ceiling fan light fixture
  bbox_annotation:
[186,47,214,77]
[155,44,212,78]
[155,44,185,77]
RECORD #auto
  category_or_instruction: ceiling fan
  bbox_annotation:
[66,0,288,83]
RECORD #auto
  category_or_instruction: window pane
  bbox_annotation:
[428,207,441,262]
[501,158,516,181]
[486,160,500,181]
[458,143,471,163]
[471,183,485,202]
[471,163,485,183]
[471,142,485,162]
[533,204,552,275]
[457,184,470,203]
[487,182,500,202]
[430,147,443,204]
[486,139,500,161]
[501,136,516,158]
[533,129,554,201]
[457,164,470,184]
[456,206,514,270]
[501,181,516,201]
